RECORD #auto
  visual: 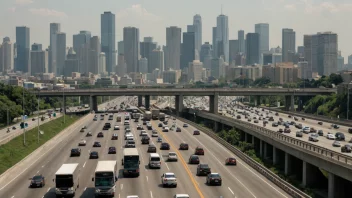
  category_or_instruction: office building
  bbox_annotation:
[188,60,203,82]
[238,30,245,53]
[263,53,282,65]
[211,57,225,78]
[262,62,299,84]
[49,23,60,73]
[226,65,262,81]
[64,48,79,76]
[181,31,195,70]
[229,40,239,64]
[200,42,212,69]
[89,36,101,74]
[149,49,164,73]
[139,58,148,73]
[212,27,217,58]
[55,32,66,76]
[99,52,106,74]
[337,52,344,71]
[215,14,229,62]
[73,31,91,74]
[246,33,260,65]
[282,28,296,62]
[163,69,181,84]
[298,61,312,79]
[0,37,14,72]
[193,14,202,54]
[123,27,139,73]
[140,37,157,69]
[15,26,30,73]
[187,25,194,33]
[297,46,305,56]
[30,43,48,75]
[118,41,124,55]
[255,23,269,64]
[101,11,116,73]
[165,26,181,70]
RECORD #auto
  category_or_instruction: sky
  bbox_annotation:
[0,0,351,60]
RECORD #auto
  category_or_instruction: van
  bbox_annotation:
[149,153,161,169]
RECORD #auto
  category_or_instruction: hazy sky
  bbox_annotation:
[0,0,351,60]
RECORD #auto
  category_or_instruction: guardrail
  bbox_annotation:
[174,113,310,198]
[193,110,352,167]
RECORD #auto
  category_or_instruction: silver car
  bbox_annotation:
[332,141,341,147]
[308,133,319,142]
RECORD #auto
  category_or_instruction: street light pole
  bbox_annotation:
[22,82,26,146]
[63,82,66,124]
[347,87,350,120]
[37,90,40,143]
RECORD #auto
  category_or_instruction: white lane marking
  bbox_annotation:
[146,176,148,182]
[88,149,90,153]
[150,191,154,198]
[36,170,39,174]
[228,187,235,195]
[47,187,50,192]
[119,194,121,198]
[11,196,14,198]
[84,187,87,191]
[83,161,86,168]
[120,183,123,190]
[41,165,45,168]
[164,162,170,170]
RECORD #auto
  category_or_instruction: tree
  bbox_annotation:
[253,77,271,87]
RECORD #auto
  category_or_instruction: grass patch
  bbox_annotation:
[0,115,81,175]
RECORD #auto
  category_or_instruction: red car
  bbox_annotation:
[225,157,237,165]
[193,130,200,135]
[97,132,104,137]
[111,134,118,140]
[194,147,204,155]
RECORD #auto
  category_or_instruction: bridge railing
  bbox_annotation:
[194,110,352,167]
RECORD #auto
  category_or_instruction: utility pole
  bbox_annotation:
[347,87,350,120]
[37,90,40,143]
[22,82,26,146]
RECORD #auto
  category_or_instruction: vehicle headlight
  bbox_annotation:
[55,188,61,193]
[95,189,100,193]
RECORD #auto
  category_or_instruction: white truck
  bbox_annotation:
[152,109,160,120]
[55,163,80,197]
[143,111,152,121]
[92,161,118,197]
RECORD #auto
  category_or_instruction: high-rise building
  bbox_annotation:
[229,40,239,64]
[193,14,202,54]
[30,43,48,75]
[165,26,181,70]
[212,27,217,58]
[282,28,296,62]
[73,31,91,52]
[188,60,203,82]
[181,31,195,70]
[238,30,245,53]
[99,53,106,74]
[337,52,344,71]
[89,36,101,74]
[255,23,269,64]
[49,23,60,73]
[200,42,212,69]
[15,26,30,73]
[211,57,225,78]
[140,37,157,69]
[118,41,124,55]
[150,49,164,72]
[73,31,91,74]
[101,11,116,73]
[187,25,194,33]
[0,37,14,72]
[138,58,148,73]
[123,27,140,73]
[55,32,66,76]
[297,46,305,57]
[64,48,79,77]
[246,33,260,65]
[215,14,229,62]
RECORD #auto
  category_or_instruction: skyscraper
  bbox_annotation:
[212,27,217,58]
[31,43,48,75]
[49,23,60,73]
[165,26,181,70]
[73,31,91,52]
[229,40,239,64]
[216,14,229,62]
[246,33,260,65]
[138,58,148,74]
[200,42,213,69]
[0,37,14,72]
[193,14,202,54]
[255,23,269,64]
[238,30,245,53]
[89,36,101,74]
[282,28,296,62]
[56,32,66,76]
[15,26,30,73]
[140,37,157,70]
[181,31,195,70]
[150,49,164,72]
[73,31,91,74]
[118,41,124,55]
[64,48,79,77]
[101,11,116,73]
[123,27,140,73]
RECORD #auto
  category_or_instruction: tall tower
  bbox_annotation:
[89,36,101,74]
[56,32,66,76]
[193,14,202,55]
[255,23,269,64]
[31,43,48,75]
[246,33,260,65]
[49,23,60,73]
[101,11,116,73]
[238,30,245,53]
[73,31,91,74]
[15,26,30,73]
[216,14,229,63]
[181,31,195,70]
[1,37,14,72]
[123,27,140,73]
[282,28,296,62]
[165,26,181,70]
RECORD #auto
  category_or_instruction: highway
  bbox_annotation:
[0,109,291,198]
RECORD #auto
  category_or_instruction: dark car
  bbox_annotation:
[206,173,222,186]
[89,151,99,159]
[158,123,163,127]
[147,144,157,153]
[176,127,181,132]
[183,123,188,127]
[197,164,211,176]
[179,143,189,150]
[141,136,150,144]
[143,120,147,125]
[189,155,200,164]
[163,121,168,125]
[341,145,352,153]
[335,132,345,141]
[284,128,291,133]
[97,132,104,137]
[317,130,324,136]
[30,175,45,188]
[70,148,81,157]
[194,147,204,155]
[111,134,118,140]
[86,132,92,137]
[296,131,303,137]
[225,157,237,165]
[193,130,200,135]
[134,119,139,122]
[278,128,283,133]
[348,128,352,134]
[93,142,101,147]
[318,121,323,125]
[272,122,278,127]
[108,147,116,154]
[160,142,170,150]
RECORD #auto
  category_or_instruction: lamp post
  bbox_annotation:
[347,86,351,120]
[63,82,66,124]
[22,82,26,146]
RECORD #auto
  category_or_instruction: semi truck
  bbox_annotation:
[55,163,80,197]
[122,148,140,177]
[152,109,160,120]
[92,161,118,197]
[143,111,152,121]
[159,113,166,121]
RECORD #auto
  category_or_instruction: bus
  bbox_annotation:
[92,161,118,197]
[122,148,140,177]
[55,163,80,197]
[116,115,122,122]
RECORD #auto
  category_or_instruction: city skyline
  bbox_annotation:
[0,0,351,59]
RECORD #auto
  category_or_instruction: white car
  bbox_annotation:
[161,172,177,187]
[163,127,169,132]
[174,194,189,198]
[152,131,158,137]
[327,133,336,140]
[114,125,119,130]
[78,139,86,146]
[127,196,139,198]
[168,152,178,161]
[140,130,147,136]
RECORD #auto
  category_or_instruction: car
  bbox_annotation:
[161,172,177,187]
[108,146,116,154]
[341,145,352,153]
[168,152,178,161]
[78,139,86,146]
[89,151,99,159]
[194,147,204,155]
[137,125,143,130]
[310,127,317,133]
[148,144,157,153]
[160,142,170,150]
[125,140,136,148]
[158,123,163,127]
[143,121,147,125]
[284,128,291,133]
[278,128,283,133]
[302,127,310,133]
[179,143,189,150]
[335,132,345,141]
[327,133,336,140]
[93,117,98,121]
[86,132,92,137]
[30,175,45,187]
[113,125,120,130]
[174,194,190,198]
[189,155,200,164]
[176,127,181,132]
[254,120,259,123]
[272,122,278,127]
[111,134,118,140]
[193,130,200,135]
[80,128,85,132]
[97,132,104,137]
[125,133,134,140]
[134,119,139,122]
[309,133,319,142]
[331,124,339,129]
[163,127,169,132]
[139,130,147,136]
[332,141,341,147]
[83,125,87,129]
[348,128,352,134]
[317,130,324,136]
[183,123,188,127]
[225,157,237,165]
[206,173,222,186]
[163,121,168,125]
[296,131,303,137]
[70,148,81,157]
[157,137,162,142]
[318,121,323,125]
[196,164,211,176]
[141,136,150,144]
[93,142,101,147]
[152,131,158,137]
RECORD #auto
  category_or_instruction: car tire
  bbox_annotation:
[174,184,177,188]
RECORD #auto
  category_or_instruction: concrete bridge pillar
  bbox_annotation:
[273,147,278,165]
[209,92,219,114]
[290,95,295,111]
[145,95,150,110]
[302,161,318,187]
[255,96,261,106]
[214,121,219,132]
[259,139,263,157]
[63,96,67,113]
[285,95,295,111]
[175,95,184,116]
[251,135,255,144]
[285,152,292,175]
[90,96,98,112]
[244,133,248,142]
[138,96,143,107]
[328,172,335,198]
[264,142,268,159]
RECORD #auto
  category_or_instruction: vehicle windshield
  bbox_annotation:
[33,176,42,181]
[56,175,73,188]
[165,174,175,178]
[150,157,160,161]
[124,156,139,169]
[95,175,114,187]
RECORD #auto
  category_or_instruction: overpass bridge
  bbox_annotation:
[34,88,335,114]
